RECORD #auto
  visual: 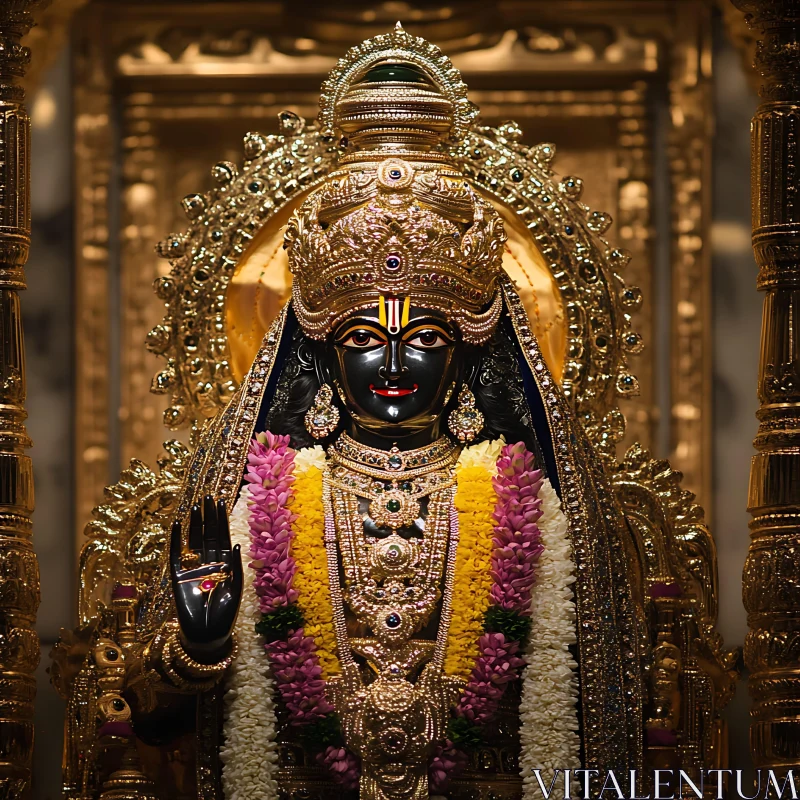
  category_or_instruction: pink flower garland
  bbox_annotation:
[489,442,546,614]
[246,432,298,610]
[264,631,333,724]
[247,432,350,772]
[455,442,544,725]
[456,632,526,724]
[429,739,469,793]
[246,433,334,725]
[316,746,361,791]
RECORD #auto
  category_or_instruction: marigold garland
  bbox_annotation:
[444,440,505,679]
[292,464,340,679]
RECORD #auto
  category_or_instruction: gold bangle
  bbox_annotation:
[161,625,238,690]
[174,632,238,675]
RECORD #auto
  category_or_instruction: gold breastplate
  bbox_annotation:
[322,434,464,800]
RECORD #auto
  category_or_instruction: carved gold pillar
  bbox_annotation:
[735,0,800,771]
[0,1,43,796]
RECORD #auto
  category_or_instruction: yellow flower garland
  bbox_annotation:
[443,443,502,679]
[292,464,340,678]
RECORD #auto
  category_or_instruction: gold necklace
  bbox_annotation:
[328,433,459,530]
[331,481,454,654]
[331,431,459,476]
[322,469,463,800]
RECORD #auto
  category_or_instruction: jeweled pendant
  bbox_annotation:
[369,533,417,578]
[368,485,420,530]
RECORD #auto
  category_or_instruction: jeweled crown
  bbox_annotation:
[285,156,506,343]
[284,25,507,344]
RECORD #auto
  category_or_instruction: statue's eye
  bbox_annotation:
[340,330,385,349]
[406,330,449,349]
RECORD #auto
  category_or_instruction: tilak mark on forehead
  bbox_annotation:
[378,295,411,334]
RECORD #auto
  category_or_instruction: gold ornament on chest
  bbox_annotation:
[322,429,465,800]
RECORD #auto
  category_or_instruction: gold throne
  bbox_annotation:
[53,27,738,800]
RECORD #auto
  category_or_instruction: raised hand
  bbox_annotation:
[170,496,243,663]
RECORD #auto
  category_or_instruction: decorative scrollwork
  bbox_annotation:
[151,119,341,428]
[78,439,190,625]
[612,444,739,758]
[453,126,640,458]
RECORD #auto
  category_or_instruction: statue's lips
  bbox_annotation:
[369,384,418,397]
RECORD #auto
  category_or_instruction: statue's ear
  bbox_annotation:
[296,336,316,373]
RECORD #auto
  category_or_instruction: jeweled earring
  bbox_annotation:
[448,385,484,444]
[304,384,340,439]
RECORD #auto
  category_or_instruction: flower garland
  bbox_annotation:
[444,440,503,679]
[455,442,544,726]
[519,478,581,796]
[245,433,334,727]
[220,486,280,800]
[244,433,358,789]
[221,433,579,800]
[437,441,550,791]
[290,452,339,679]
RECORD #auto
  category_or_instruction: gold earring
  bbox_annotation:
[448,385,484,444]
[304,384,340,439]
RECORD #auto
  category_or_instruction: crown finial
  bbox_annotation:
[395,20,403,30]
[318,27,476,143]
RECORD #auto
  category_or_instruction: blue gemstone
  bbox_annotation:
[386,613,401,629]
[389,169,402,179]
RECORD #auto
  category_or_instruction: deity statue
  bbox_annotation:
[52,24,738,800]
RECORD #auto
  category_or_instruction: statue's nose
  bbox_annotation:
[378,340,407,380]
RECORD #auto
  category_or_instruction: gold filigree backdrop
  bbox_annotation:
[73,0,713,558]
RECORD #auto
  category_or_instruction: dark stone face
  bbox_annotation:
[326,303,462,441]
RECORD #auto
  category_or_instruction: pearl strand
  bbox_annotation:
[432,491,460,672]
[322,469,357,672]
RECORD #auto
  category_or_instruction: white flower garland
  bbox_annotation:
[519,479,581,797]
[220,486,280,800]
[456,436,505,469]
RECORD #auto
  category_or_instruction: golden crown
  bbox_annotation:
[284,25,506,344]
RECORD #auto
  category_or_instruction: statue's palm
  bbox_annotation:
[170,496,243,662]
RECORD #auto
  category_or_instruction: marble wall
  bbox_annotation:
[24,14,763,798]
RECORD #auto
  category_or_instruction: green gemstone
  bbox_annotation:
[400,481,412,492]
[387,455,402,470]
[386,499,401,513]
[362,62,429,84]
